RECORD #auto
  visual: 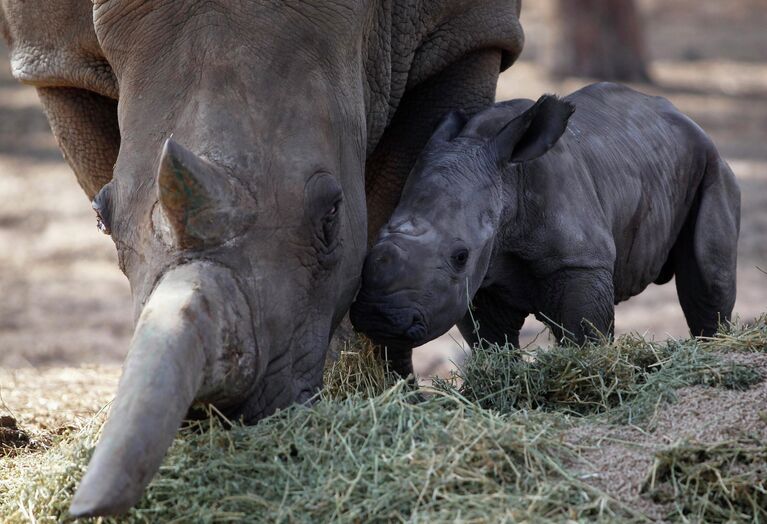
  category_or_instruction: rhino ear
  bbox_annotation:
[426,110,468,147]
[158,139,254,249]
[492,95,574,165]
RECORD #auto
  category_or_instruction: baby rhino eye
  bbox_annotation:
[450,248,469,271]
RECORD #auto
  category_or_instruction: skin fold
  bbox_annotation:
[1,0,524,516]
[351,83,740,378]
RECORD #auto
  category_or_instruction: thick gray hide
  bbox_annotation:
[352,83,740,376]
[1,0,524,516]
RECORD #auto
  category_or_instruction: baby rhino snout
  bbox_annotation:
[361,242,408,294]
[350,240,429,344]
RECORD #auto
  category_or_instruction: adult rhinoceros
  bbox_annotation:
[0,0,523,516]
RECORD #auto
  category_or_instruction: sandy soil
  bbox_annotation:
[0,1,765,411]
[563,351,767,518]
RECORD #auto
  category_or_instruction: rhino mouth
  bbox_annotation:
[350,295,430,345]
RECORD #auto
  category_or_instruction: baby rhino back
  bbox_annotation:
[351,83,738,370]
[526,83,721,301]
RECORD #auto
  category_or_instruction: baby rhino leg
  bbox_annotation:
[674,159,739,337]
[376,342,415,380]
[457,290,527,349]
[537,268,615,345]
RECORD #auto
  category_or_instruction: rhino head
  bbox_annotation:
[59,3,369,516]
[0,0,530,514]
[351,96,574,347]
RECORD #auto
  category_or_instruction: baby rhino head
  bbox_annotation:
[351,95,574,347]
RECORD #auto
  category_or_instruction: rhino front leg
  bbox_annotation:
[365,49,503,242]
[457,289,527,349]
[536,268,616,345]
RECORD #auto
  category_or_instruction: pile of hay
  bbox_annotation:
[436,334,761,423]
[0,384,637,522]
[643,437,767,521]
[0,318,765,522]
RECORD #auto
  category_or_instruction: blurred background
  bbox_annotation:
[0,0,765,375]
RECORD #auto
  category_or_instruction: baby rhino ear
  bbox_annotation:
[426,110,468,147]
[492,95,575,164]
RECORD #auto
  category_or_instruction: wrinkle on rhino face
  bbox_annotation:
[71,3,373,516]
[1,0,525,516]
[112,15,366,417]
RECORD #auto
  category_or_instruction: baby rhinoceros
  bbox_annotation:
[350,83,740,378]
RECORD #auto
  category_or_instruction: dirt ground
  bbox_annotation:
[565,350,767,518]
[0,0,765,430]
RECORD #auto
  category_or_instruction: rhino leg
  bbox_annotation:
[365,49,503,242]
[378,342,415,380]
[536,268,616,345]
[457,290,527,349]
[673,158,740,337]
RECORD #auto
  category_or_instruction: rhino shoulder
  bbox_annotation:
[405,0,524,89]
[1,0,117,98]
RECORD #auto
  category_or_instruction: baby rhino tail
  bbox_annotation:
[671,155,740,337]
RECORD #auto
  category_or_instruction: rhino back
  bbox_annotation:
[1,0,523,185]
[517,83,715,299]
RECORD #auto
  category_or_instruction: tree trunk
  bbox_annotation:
[550,0,651,83]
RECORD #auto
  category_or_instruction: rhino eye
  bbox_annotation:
[306,172,343,252]
[325,201,339,220]
[450,247,469,271]
[92,185,113,235]
[321,198,342,246]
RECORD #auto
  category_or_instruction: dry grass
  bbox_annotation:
[643,437,767,522]
[435,334,762,425]
[0,319,765,522]
[700,314,767,353]
[322,335,399,401]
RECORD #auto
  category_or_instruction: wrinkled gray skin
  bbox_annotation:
[351,83,740,377]
[0,0,524,516]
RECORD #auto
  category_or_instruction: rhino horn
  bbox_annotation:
[70,262,256,517]
[157,139,254,249]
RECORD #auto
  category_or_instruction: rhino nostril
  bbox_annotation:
[406,314,428,341]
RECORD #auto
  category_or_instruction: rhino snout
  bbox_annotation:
[350,297,429,344]
[352,236,438,343]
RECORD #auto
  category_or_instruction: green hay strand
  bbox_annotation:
[435,335,762,425]
[1,318,765,522]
